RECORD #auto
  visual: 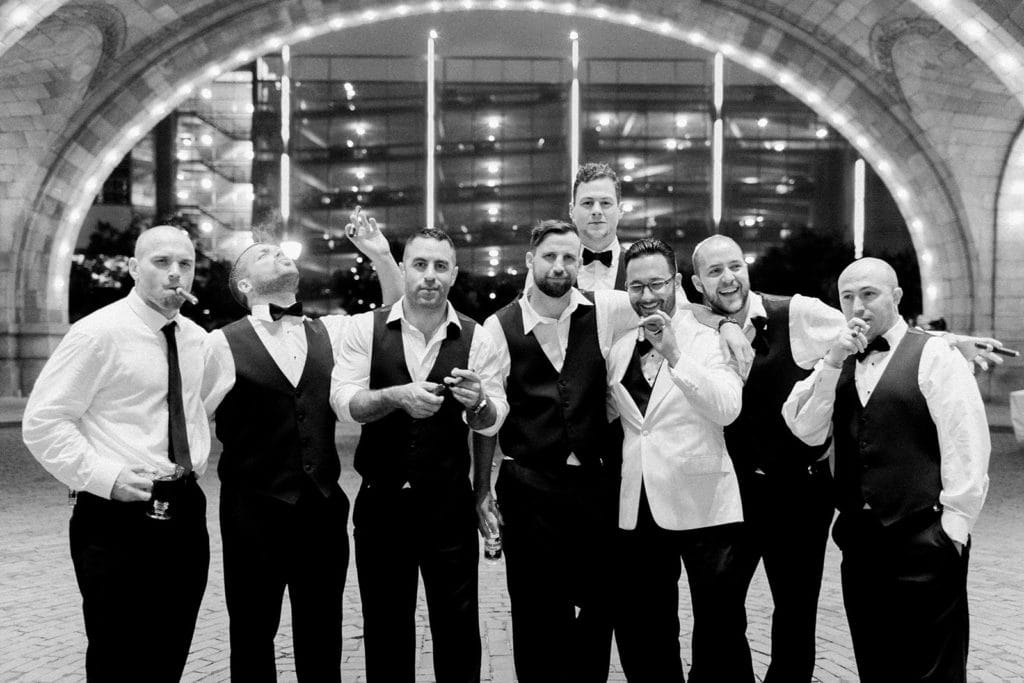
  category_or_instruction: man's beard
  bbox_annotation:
[253,271,300,298]
[535,273,574,298]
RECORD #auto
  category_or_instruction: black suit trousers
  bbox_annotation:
[220,483,350,683]
[353,480,481,683]
[731,461,835,683]
[833,508,970,683]
[496,460,616,683]
[614,487,753,683]
[70,479,209,683]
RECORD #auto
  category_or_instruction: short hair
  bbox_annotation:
[403,228,455,258]
[691,234,740,274]
[529,219,578,249]
[572,162,621,203]
[228,242,262,308]
[623,238,677,274]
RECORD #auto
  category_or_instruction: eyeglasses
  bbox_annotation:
[625,277,674,295]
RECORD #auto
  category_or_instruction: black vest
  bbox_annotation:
[216,317,339,504]
[613,256,627,290]
[353,306,476,490]
[495,292,613,472]
[724,295,830,476]
[833,329,942,525]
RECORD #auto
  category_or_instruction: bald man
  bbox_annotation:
[24,225,211,681]
[783,257,990,683]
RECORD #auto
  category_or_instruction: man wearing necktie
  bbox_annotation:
[23,226,210,681]
[202,210,402,681]
[570,162,628,291]
[608,239,751,682]
[783,258,990,682]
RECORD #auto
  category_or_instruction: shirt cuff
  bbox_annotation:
[86,459,129,500]
[332,385,362,424]
[941,510,970,546]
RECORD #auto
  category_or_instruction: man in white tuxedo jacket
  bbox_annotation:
[608,238,752,683]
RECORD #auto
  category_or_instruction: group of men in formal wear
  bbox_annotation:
[23,161,997,683]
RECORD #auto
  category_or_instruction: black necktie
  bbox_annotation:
[161,322,192,474]
[750,316,769,355]
[855,336,891,362]
[582,248,613,267]
[269,302,303,321]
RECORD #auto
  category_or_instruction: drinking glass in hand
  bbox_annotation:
[147,464,186,521]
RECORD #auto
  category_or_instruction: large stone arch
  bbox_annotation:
[0,0,1014,395]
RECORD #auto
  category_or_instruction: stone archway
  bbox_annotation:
[0,0,998,395]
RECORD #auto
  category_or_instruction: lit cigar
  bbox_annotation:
[175,287,199,305]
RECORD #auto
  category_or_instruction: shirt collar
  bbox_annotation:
[518,287,592,334]
[879,317,908,349]
[249,303,303,324]
[743,292,767,331]
[387,296,462,332]
[126,288,180,333]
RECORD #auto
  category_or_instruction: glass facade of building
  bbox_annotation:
[91,43,912,318]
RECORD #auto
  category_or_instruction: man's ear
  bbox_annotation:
[451,265,459,286]
[237,278,253,297]
[128,257,139,282]
[691,273,705,296]
[892,286,903,308]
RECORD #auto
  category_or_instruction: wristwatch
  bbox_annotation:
[470,394,489,417]
[717,316,741,331]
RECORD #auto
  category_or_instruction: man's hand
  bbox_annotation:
[444,368,484,410]
[824,317,868,368]
[345,205,391,261]
[110,465,156,502]
[639,311,680,367]
[718,320,753,377]
[476,490,504,540]
[944,334,1007,373]
[396,382,445,419]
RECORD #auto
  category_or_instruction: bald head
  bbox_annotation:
[837,257,898,290]
[128,225,196,319]
[837,257,903,339]
[691,235,741,274]
[134,225,194,260]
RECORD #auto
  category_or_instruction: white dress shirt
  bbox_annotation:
[742,292,846,379]
[782,318,990,544]
[577,239,622,292]
[202,305,352,415]
[608,309,744,530]
[23,289,210,498]
[330,298,508,437]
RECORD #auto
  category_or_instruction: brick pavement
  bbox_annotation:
[2,422,1023,682]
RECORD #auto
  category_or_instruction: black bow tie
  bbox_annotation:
[750,316,769,355]
[582,248,613,267]
[855,336,890,362]
[268,302,303,321]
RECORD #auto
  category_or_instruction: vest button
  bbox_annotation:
[296,412,305,422]
[303,463,314,472]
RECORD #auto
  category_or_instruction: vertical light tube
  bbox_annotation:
[853,158,865,259]
[712,52,724,230]
[713,52,724,114]
[280,45,291,227]
[712,119,723,228]
[570,31,580,190]
[426,30,438,229]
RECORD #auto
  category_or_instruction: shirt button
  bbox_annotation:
[642,430,650,437]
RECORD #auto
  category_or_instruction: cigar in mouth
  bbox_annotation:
[175,288,199,305]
